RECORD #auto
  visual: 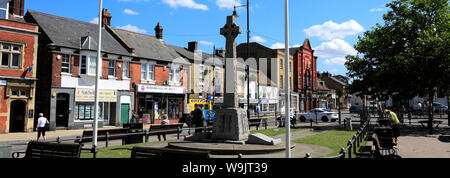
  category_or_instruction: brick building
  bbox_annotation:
[24,8,189,130]
[292,39,318,111]
[0,0,39,133]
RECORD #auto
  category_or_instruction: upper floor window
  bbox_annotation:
[199,64,204,81]
[169,64,181,84]
[280,58,283,69]
[79,55,97,75]
[108,59,115,76]
[0,1,8,19]
[61,54,71,73]
[1,43,22,69]
[123,61,129,79]
[141,61,155,81]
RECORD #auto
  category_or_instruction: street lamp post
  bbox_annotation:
[284,0,291,158]
[92,0,103,158]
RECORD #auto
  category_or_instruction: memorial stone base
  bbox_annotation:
[212,108,249,141]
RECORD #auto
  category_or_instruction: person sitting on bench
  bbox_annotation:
[385,109,400,145]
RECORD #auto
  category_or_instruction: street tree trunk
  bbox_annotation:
[428,90,434,134]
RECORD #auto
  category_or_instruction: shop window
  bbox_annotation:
[74,103,103,120]
[0,43,23,69]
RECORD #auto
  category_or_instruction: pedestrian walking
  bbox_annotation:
[191,104,204,134]
[35,113,49,142]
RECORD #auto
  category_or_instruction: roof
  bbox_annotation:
[26,10,189,65]
[26,10,130,56]
[170,45,223,65]
[114,29,189,65]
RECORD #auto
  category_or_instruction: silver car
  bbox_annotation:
[299,108,339,122]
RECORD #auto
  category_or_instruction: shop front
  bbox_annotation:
[136,84,185,124]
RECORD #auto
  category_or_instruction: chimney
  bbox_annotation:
[102,8,112,27]
[188,41,197,52]
[154,22,163,40]
[9,0,25,17]
[215,49,225,58]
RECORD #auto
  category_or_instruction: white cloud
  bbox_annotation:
[216,0,241,10]
[304,20,364,41]
[370,8,384,12]
[124,9,139,15]
[89,17,99,24]
[162,0,209,10]
[251,36,267,43]
[330,69,339,73]
[270,43,286,49]
[199,41,214,46]
[116,24,148,34]
[323,57,347,65]
[314,39,357,58]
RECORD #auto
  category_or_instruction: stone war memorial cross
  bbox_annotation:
[212,13,250,141]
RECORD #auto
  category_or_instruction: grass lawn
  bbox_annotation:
[250,127,307,137]
[293,130,364,158]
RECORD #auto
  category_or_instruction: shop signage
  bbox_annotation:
[137,84,184,94]
[75,88,117,102]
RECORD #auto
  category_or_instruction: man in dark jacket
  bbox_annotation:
[191,104,204,133]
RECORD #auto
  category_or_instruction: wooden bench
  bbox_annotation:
[370,134,400,158]
[248,118,263,130]
[130,146,210,158]
[12,141,82,158]
[75,128,131,147]
[148,123,184,141]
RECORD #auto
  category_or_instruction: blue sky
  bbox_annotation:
[25,0,392,77]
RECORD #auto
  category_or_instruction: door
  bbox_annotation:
[56,93,70,127]
[120,104,130,125]
[9,100,26,132]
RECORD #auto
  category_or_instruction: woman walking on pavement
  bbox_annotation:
[35,113,49,142]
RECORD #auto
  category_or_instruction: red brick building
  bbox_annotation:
[24,8,189,130]
[293,39,318,111]
[0,0,39,133]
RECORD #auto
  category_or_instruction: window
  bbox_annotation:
[123,61,129,78]
[141,63,147,80]
[0,43,22,69]
[61,54,71,73]
[199,64,204,80]
[88,56,96,75]
[141,62,155,81]
[80,56,87,74]
[0,1,7,19]
[169,64,181,84]
[74,103,103,120]
[108,60,115,76]
[280,59,283,69]
[79,55,98,75]
[280,75,283,88]
[289,61,292,72]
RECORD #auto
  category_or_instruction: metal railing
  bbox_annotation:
[304,118,372,158]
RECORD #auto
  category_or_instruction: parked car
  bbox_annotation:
[299,108,338,122]
[433,102,448,113]
[350,104,363,114]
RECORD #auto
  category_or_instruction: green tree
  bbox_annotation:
[345,0,450,134]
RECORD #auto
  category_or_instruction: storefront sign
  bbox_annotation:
[137,84,184,94]
[259,99,278,104]
[75,88,117,102]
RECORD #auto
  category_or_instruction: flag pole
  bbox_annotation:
[93,0,103,158]
[284,0,291,158]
